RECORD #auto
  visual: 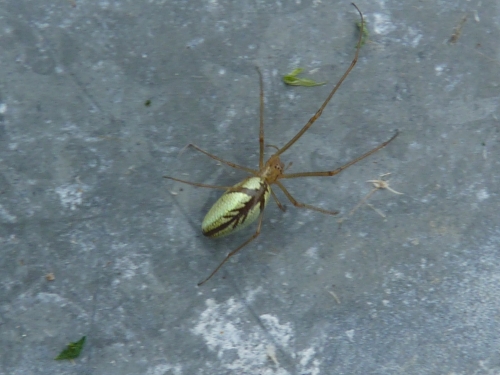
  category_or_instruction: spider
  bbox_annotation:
[164,3,399,285]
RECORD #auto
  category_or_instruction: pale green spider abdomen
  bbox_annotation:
[202,177,270,238]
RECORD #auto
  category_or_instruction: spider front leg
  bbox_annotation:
[280,131,399,180]
[275,181,339,215]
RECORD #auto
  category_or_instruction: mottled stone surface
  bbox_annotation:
[0,1,498,374]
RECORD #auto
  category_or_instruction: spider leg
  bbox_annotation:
[256,67,265,169]
[163,176,231,190]
[185,143,258,174]
[198,212,264,286]
[275,3,365,157]
[281,131,399,179]
[270,187,286,212]
[275,181,338,215]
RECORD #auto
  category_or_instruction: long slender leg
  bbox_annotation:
[275,4,364,157]
[186,144,258,174]
[198,212,264,286]
[270,187,286,212]
[281,131,399,179]
[163,176,232,190]
[276,181,339,215]
[256,67,265,169]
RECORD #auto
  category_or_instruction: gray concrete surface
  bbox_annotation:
[1,1,499,374]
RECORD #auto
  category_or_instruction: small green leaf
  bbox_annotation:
[55,336,86,360]
[144,99,152,107]
[283,68,326,87]
[356,20,369,48]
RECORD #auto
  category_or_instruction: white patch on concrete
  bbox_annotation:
[217,105,237,132]
[55,183,87,210]
[145,364,183,375]
[304,247,318,259]
[372,13,396,35]
[405,27,422,47]
[187,37,205,48]
[193,291,333,374]
[260,314,293,348]
[36,292,67,305]
[0,204,17,223]
[206,0,220,13]
[432,97,498,125]
[476,189,489,201]
[345,329,355,342]
[114,253,151,279]
[388,268,405,280]
[299,348,316,366]
[408,141,422,150]
[434,64,447,76]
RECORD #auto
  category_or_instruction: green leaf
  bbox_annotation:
[356,20,369,48]
[55,336,86,360]
[282,68,326,87]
